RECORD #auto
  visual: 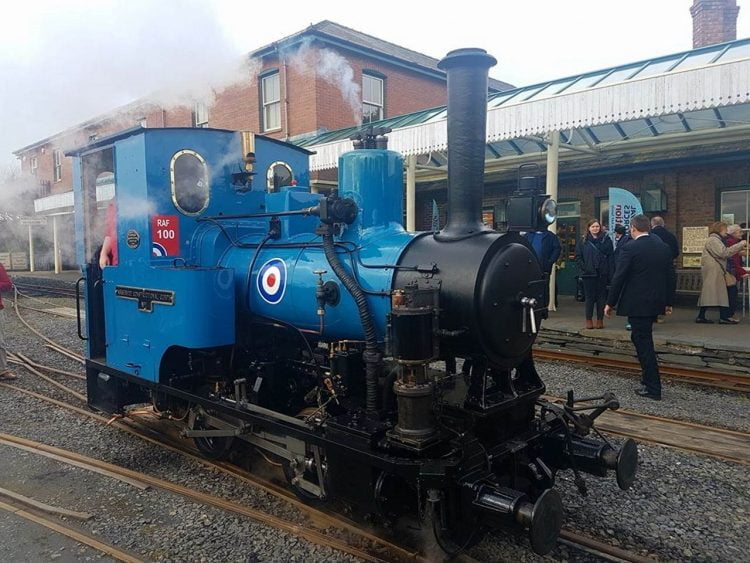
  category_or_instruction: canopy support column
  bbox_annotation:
[28,225,35,273]
[53,216,61,274]
[406,155,416,231]
[546,130,560,312]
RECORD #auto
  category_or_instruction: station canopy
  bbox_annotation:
[295,38,750,175]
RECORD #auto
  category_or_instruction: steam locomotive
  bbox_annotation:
[73,48,637,555]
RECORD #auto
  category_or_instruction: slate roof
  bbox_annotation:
[251,20,514,92]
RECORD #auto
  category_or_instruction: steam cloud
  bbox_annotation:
[287,37,363,124]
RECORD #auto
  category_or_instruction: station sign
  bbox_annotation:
[19,216,48,226]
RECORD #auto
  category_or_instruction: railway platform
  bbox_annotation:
[540,296,750,376]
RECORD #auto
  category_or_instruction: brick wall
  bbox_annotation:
[691,0,740,48]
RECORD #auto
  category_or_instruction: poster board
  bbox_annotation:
[11,252,28,271]
[682,255,702,268]
[0,253,10,270]
[682,227,709,254]
[682,226,708,269]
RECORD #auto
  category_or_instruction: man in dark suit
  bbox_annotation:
[650,216,679,260]
[604,215,676,400]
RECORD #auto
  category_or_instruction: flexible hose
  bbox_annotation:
[321,229,380,413]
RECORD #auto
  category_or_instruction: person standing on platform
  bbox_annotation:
[605,214,675,401]
[613,224,633,331]
[650,217,679,324]
[524,229,561,318]
[613,224,632,263]
[725,224,748,321]
[650,217,679,260]
[0,263,17,381]
[575,219,613,329]
[696,222,747,324]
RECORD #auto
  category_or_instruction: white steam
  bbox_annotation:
[1,0,257,167]
[287,37,362,124]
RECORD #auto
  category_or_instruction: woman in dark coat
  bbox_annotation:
[575,218,614,329]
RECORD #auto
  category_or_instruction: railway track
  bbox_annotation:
[0,491,144,563]
[11,288,736,562]
[535,348,750,393]
[6,310,650,562]
[12,282,77,299]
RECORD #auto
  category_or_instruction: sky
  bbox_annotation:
[1,0,748,169]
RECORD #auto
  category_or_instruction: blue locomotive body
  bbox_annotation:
[74,128,413,381]
[73,48,637,557]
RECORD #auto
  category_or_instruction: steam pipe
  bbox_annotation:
[435,48,497,241]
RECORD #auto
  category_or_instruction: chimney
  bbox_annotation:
[690,0,740,48]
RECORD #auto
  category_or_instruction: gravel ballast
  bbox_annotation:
[2,293,749,561]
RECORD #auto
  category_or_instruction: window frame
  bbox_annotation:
[193,101,209,128]
[717,186,750,226]
[266,161,294,193]
[170,149,210,216]
[261,71,282,133]
[362,72,385,124]
[53,150,62,182]
[30,156,38,176]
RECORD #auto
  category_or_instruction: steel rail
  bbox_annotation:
[12,296,85,364]
[534,349,750,392]
[0,496,144,563]
[10,352,86,402]
[7,297,678,561]
[13,282,77,299]
[559,530,656,562]
[0,431,395,563]
[3,378,657,563]
[0,383,421,562]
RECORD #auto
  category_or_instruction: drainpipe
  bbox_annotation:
[281,51,290,139]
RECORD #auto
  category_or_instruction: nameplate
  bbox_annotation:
[115,286,175,312]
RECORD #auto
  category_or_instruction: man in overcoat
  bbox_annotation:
[604,215,676,400]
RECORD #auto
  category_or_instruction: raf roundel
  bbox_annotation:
[257,258,287,304]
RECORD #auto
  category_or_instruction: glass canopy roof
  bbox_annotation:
[295,37,750,160]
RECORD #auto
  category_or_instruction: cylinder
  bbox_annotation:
[390,308,433,361]
[436,48,497,240]
[393,380,435,443]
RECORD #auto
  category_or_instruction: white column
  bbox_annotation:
[546,130,560,312]
[28,225,35,273]
[405,155,416,231]
[53,215,61,274]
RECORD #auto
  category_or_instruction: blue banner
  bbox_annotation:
[608,187,642,241]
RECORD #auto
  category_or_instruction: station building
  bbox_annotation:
[296,1,750,295]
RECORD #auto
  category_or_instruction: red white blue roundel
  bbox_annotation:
[257,258,287,304]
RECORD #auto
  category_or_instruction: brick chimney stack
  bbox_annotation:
[690,0,740,48]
